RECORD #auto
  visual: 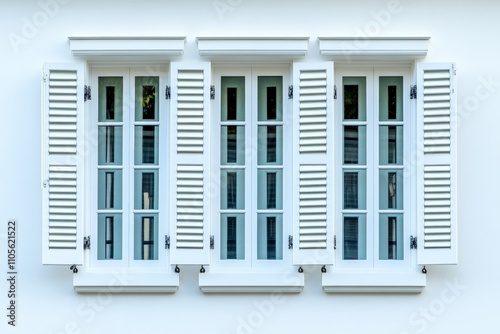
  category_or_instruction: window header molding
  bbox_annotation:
[68,36,186,58]
[196,37,309,57]
[317,37,430,60]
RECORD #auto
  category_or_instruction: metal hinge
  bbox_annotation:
[410,235,417,249]
[165,86,171,100]
[84,85,91,102]
[288,235,293,249]
[210,235,214,249]
[43,74,48,83]
[165,235,170,249]
[43,179,49,188]
[83,236,91,250]
[410,85,417,99]
[334,235,336,250]
[288,85,293,99]
[334,85,337,100]
[210,85,215,100]
[452,64,457,75]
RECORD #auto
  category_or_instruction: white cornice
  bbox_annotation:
[196,37,309,57]
[318,37,430,60]
[68,36,186,57]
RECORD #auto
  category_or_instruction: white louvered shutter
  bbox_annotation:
[416,63,458,265]
[169,62,211,265]
[292,62,334,265]
[42,63,84,265]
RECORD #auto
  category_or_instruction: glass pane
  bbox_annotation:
[134,214,158,260]
[134,170,158,210]
[221,77,245,121]
[379,76,403,121]
[135,77,159,121]
[379,126,403,165]
[379,214,404,260]
[98,126,123,165]
[97,214,122,260]
[98,169,122,210]
[220,214,245,260]
[343,77,366,121]
[379,169,404,210]
[135,126,159,165]
[343,125,366,165]
[258,126,283,165]
[258,76,283,121]
[258,170,283,210]
[343,215,366,260]
[221,170,245,210]
[257,214,283,260]
[98,77,123,122]
[220,126,245,165]
[343,170,366,209]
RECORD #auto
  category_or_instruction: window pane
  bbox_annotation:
[258,76,282,121]
[220,214,245,260]
[343,125,366,165]
[221,170,245,210]
[379,76,403,121]
[258,126,283,165]
[379,126,403,165]
[221,77,245,121]
[134,214,158,260]
[379,169,403,210]
[343,215,366,260]
[343,77,366,121]
[221,125,245,165]
[98,169,122,210]
[379,214,404,260]
[98,77,123,122]
[135,125,159,165]
[98,126,123,165]
[97,214,122,260]
[134,170,158,210]
[135,77,159,121]
[257,214,283,260]
[258,170,283,210]
[343,170,366,210]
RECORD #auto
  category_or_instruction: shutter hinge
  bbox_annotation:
[334,235,337,250]
[84,85,91,102]
[410,235,417,249]
[334,84,337,100]
[210,85,215,100]
[43,179,49,188]
[210,235,214,249]
[288,235,293,249]
[288,85,293,99]
[165,235,170,249]
[410,85,417,99]
[43,74,48,83]
[165,86,171,100]
[83,236,91,250]
[452,64,456,75]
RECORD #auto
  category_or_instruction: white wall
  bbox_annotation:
[0,0,497,333]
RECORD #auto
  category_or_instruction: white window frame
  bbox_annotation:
[199,63,303,292]
[74,62,179,292]
[334,66,413,270]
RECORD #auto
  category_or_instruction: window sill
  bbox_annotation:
[198,267,304,293]
[73,268,179,293]
[322,269,426,293]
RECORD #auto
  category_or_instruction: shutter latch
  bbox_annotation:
[210,85,215,100]
[288,85,293,99]
[210,235,214,249]
[165,235,170,249]
[165,86,171,100]
[288,235,293,249]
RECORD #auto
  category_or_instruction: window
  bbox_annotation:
[92,67,165,267]
[214,67,290,268]
[335,67,411,269]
